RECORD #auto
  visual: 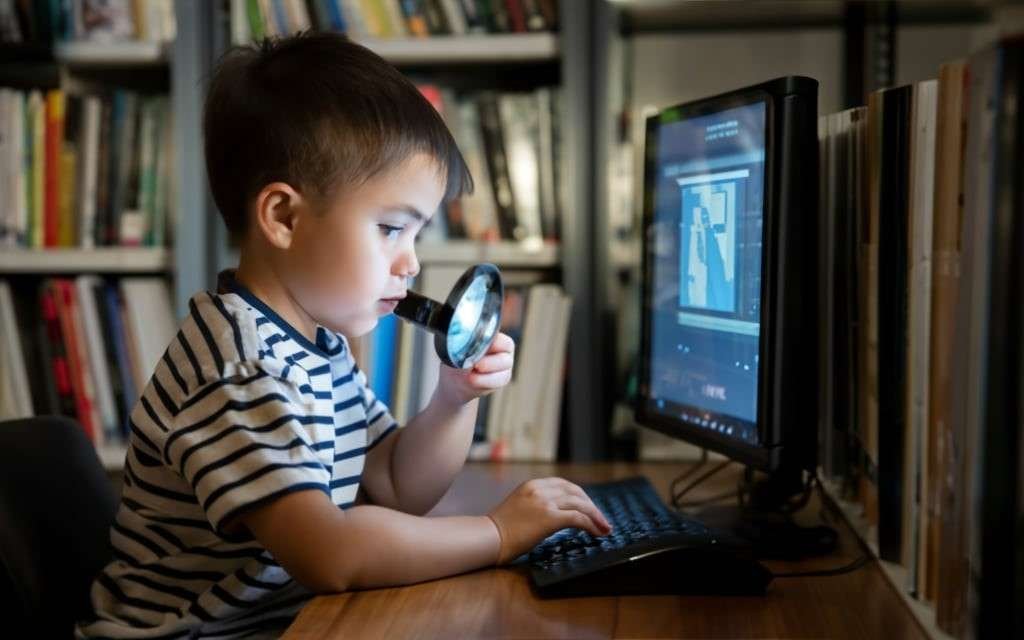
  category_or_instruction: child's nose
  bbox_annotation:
[395,248,419,280]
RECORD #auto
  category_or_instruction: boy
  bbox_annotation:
[77,32,611,639]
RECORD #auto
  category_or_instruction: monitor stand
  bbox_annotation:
[683,467,840,561]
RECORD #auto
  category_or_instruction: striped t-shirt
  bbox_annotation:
[76,271,399,639]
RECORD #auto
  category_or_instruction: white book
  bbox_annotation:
[0,281,32,419]
[230,0,251,45]
[904,78,938,593]
[78,95,101,248]
[120,278,177,390]
[498,93,543,247]
[534,290,571,461]
[439,0,467,34]
[390,320,416,424]
[285,0,312,31]
[142,0,165,42]
[258,0,281,36]
[10,90,25,246]
[157,0,176,42]
[0,90,10,246]
[455,99,499,241]
[500,284,556,460]
[77,276,119,440]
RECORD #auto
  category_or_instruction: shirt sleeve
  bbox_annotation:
[352,362,399,452]
[162,362,331,534]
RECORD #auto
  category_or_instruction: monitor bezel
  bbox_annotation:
[636,87,779,469]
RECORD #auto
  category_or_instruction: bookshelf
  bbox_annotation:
[0,3,196,474]
[0,2,602,468]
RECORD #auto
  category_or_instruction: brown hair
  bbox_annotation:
[203,31,472,237]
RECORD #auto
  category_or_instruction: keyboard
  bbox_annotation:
[519,476,773,598]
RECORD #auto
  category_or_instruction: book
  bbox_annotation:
[904,77,938,596]
[119,278,177,391]
[498,92,543,247]
[476,92,518,241]
[0,280,32,419]
[368,312,399,407]
[930,58,968,629]
[77,275,119,441]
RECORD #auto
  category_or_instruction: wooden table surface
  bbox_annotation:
[283,462,926,639]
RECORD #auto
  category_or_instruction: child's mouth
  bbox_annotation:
[378,298,402,313]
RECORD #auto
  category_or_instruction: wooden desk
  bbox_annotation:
[283,462,927,639]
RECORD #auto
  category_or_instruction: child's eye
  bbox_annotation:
[378,224,403,240]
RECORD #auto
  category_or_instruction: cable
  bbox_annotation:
[770,553,873,578]
[668,464,874,577]
[766,472,873,578]
[670,459,733,509]
[675,488,738,509]
[669,450,709,496]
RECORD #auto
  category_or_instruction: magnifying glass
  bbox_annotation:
[393,263,504,369]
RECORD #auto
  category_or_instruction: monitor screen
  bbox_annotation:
[642,98,767,448]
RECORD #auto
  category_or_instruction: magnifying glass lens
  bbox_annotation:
[393,264,504,369]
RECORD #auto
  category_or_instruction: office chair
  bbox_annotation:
[0,415,119,637]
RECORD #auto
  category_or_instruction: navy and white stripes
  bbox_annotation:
[77,274,399,639]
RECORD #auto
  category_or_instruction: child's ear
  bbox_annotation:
[254,181,304,249]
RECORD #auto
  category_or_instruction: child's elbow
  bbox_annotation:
[291,560,355,594]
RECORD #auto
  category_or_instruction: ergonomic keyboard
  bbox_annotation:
[519,476,773,598]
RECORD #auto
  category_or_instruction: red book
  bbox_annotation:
[52,280,98,443]
[504,0,526,32]
[43,91,64,248]
[40,284,77,420]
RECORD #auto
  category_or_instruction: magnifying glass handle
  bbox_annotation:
[394,291,450,333]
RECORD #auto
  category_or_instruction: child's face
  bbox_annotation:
[287,153,445,338]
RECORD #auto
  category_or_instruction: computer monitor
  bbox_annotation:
[637,77,820,497]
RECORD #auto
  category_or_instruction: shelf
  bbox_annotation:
[416,240,560,267]
[610,0,992,31]
[818,477,957,640]
[97,442,127,472]
[355,33,559,64]
[0,247,171,273]
[54,40,169,66]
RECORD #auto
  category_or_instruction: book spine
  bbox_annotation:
[476,92,517,240]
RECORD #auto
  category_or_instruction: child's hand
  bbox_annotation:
[486,477,613,565]
[436,332,515,407]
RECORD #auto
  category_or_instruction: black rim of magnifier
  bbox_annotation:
[436,263,503,368]
[393,263,504,368]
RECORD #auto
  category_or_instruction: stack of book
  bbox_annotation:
[0,0,176,45]
[0,87,173,249]
[416,83,562,247]
[231,0,559,44]
[0,277,176,454]
[817,36,1024,640]
[353,266,571,462]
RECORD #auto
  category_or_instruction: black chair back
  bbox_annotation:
[0,416,119,637]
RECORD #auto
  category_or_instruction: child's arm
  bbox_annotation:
[232,476,612,593]
[360,332,515,515]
